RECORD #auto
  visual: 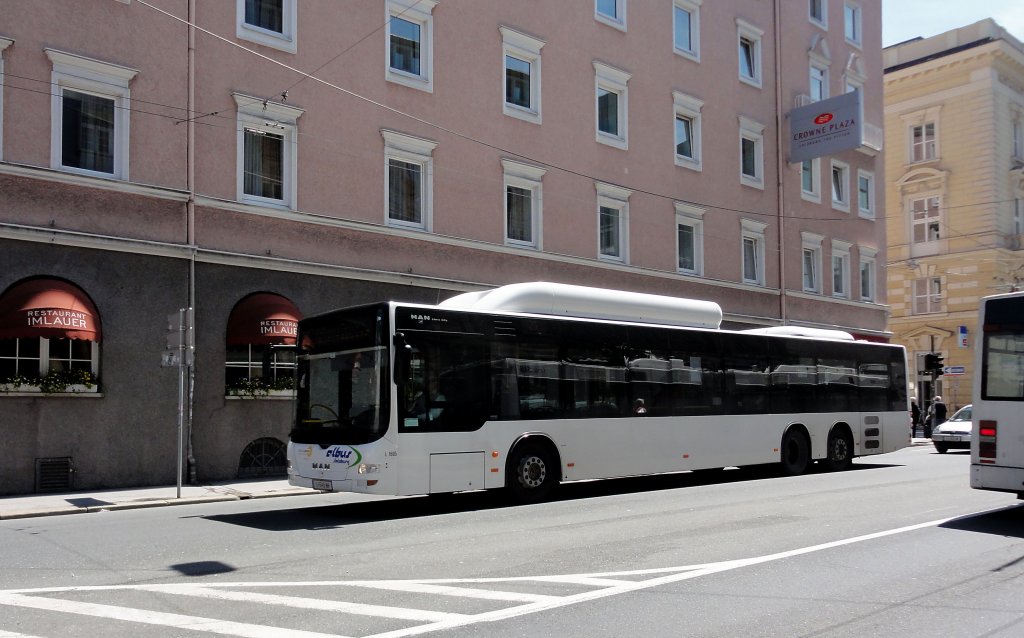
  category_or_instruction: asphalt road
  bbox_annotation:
[1,445,1021,637]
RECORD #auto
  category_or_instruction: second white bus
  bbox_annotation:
[971,291,1024,499]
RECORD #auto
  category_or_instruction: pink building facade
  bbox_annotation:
[0,0,886,493]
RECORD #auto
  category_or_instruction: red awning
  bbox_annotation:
[0,278,102,341]
[226,293,301,346]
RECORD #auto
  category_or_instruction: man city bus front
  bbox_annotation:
[286,304,398,494]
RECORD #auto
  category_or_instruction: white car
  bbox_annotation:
[932,404,972,454]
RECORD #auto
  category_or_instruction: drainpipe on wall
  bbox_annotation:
[186,0,198,484]
[773,0,788,325]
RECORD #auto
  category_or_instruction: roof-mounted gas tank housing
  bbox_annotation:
[741,326,855,341]
[439,282,723,329]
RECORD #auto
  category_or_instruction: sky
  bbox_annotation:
[882,0,1024,47]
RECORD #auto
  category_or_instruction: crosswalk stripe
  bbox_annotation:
[345,582,559,603]
[0,593,349,638]
[136,586,465,623]
[528,576,633,587]
[0,631,47,637]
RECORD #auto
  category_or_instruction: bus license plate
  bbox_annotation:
[312,479,332,491]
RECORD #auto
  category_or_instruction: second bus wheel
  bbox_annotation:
[506,441,558,503]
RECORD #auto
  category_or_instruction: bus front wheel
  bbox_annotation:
[824,427,854,472]
[780,429,810,476]
[507,442,557,503]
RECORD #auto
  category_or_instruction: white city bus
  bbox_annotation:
[287,282,909,502]
[971,291,1024,499]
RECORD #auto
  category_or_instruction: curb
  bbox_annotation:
[0,488,318,521]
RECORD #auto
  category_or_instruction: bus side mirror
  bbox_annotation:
[393,332,411,385]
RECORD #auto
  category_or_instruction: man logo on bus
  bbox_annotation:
[814,113,833,125]
[325,445,362,467]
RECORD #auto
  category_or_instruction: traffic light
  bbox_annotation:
[924,353,944,375]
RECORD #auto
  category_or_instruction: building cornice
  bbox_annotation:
[884,40,1000,85]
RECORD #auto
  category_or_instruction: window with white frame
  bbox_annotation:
[911,196,941,245]
[844,55,867,95]
[235,93,303,209]
[844,2,862,47]
[46,49,138,180]
[0,336,99,386]
[737,19,763,88]
[857,170,874,218]
[501,27,544,124]
[0,37,11,161]
[859,247,876,302]
[386,0,437,92]
[673,91,703,170]
[503,159,545,249]
[595,0,626,30]
[831,240,851,298]
[802,232,824,294]
[801,158,821,202]
[596,182,631,262]
[741,219,768,285]
[739,116,765,188]
[383,129,437,230]
[809,0,827,28]
[913,277,943,314]
[911,121,937,162]
[831,160,850,211]
[594,62,630,149]
[810,61,828,102]
[676,202,705,276]
[237,0,296,53]
[673,0,701,61]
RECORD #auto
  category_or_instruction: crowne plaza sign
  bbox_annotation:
[788,90,863,163]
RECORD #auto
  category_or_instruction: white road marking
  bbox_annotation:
[1,509,1001,638]
[0,631,46,638]
[134,585,464,623]
[359,514,966,638]
[0,593,348,638]
[339,581,559,603]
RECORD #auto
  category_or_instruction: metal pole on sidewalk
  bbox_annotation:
[176,317,185,499]
[165,308,191,499]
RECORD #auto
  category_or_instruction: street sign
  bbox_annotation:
[943,366,966,376]
[161,350,181,368]
[165,308,195,366]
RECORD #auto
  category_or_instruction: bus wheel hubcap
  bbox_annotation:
[833,439,848,460]
[519,456,546,488]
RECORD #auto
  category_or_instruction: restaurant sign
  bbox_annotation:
[26,308,92,330]
[259,319,297,340]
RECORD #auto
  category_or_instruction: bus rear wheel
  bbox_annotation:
[507,442,557,503]
[780,429,810,476]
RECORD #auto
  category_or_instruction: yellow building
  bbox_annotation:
[884,19,1024,413]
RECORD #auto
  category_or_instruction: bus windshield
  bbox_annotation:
[291,305,390,445]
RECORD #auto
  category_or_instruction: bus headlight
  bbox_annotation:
[357,464,380,474]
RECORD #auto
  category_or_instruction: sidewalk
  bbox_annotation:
[0,478,317,521]
[1,440,937,520]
